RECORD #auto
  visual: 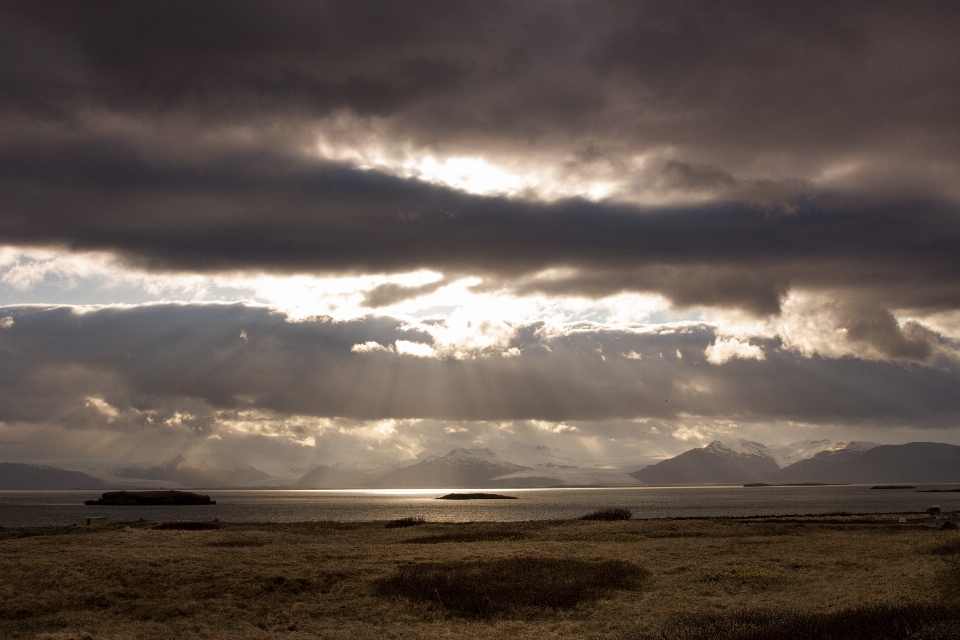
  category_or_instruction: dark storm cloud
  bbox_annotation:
[2,0,959,169]
[1,305,958,428]
[363,279,450,308]
[2,141,959,314]
[1,1,959,317]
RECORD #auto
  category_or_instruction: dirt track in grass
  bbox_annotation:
[0,513,958,639]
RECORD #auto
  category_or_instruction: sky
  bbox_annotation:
[1,1,960,476]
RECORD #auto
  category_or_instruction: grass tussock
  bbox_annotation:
[376,557,647,618]
[939,559,960,601]
[260,575,314,595]
[406,528,531,544]
[692,565,785,590]
[385,516,426,529]
[929,534,960,556]
[626,602,960,640]
[207,536,268,548]
[580,508,632,521]
[152,520,222,531]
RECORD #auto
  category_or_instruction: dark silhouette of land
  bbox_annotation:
[84,490,216,505]
[437,493,517,500]
[0,462,105,490]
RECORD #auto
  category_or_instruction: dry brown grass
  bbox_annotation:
[0,513,957,639]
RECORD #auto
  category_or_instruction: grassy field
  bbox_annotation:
[1,512,958,639]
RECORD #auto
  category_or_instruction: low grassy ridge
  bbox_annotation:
[1,514,959,639]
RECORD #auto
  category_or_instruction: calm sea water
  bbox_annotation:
[1,485,958,528]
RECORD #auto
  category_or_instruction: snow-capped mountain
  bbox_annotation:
[498,442,580,469]
[770,441,952,484]
[723,439,869,467]
[491,441,642,486]
[373,448,528,488]
[629,439,959,485]
[630,440,780,484]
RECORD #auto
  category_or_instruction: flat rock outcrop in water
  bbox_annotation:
[744,482,831,487]
[436,493,517,500]
[84,490,216,506]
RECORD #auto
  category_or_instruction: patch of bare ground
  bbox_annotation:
[0,513,957,639]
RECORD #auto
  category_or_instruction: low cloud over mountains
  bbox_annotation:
[2,305,957,434]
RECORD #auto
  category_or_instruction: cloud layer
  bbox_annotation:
[4,1,959,189]
[1,2,959,467]
[3,142,959,316]
[2,304,957,427]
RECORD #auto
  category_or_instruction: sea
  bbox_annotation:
[2,484,959,527]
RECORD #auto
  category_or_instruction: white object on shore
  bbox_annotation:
[80,517,107,527]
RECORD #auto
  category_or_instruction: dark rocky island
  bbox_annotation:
[436,492,517,500]
[84,490,216,506]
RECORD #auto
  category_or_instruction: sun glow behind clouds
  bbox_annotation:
[313,130,625,201]
[5,246,955,365]
[0,245,676,357]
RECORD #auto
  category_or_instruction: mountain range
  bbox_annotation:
[632,440,960,485]
[294,443,639,488]
[0,462,106,490]
[371,447,529,488]
[5,440,960,489]
[772,442,960,484]
[112,454,273,488]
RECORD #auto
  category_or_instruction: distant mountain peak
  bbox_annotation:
[712,439,878,468]
[501,441,580,469]
[705,440,735,452]
[445,447,498,458]
[114,454,270,487]
[0,462,106,490]
[631,440,780,485]
[373,447,528,488]
[773,441,958,484]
